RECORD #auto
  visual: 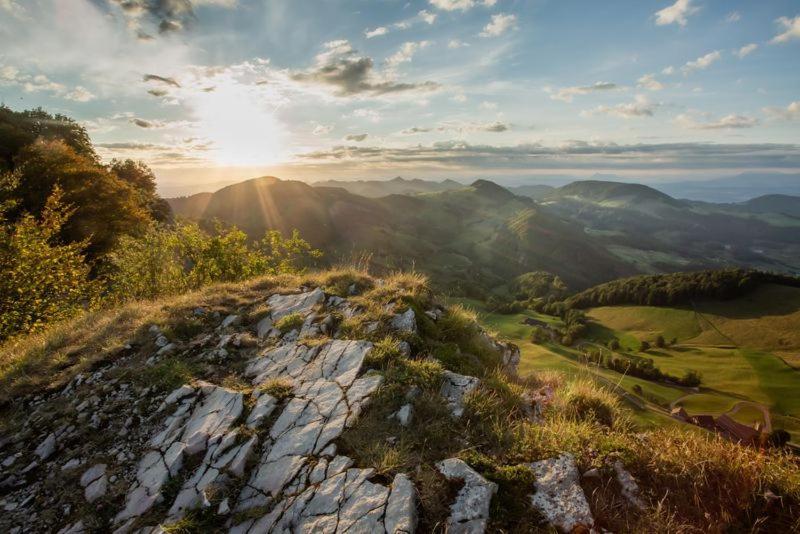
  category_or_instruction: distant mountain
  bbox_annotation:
[547,180,683,209]
[740,194,800,217]
[656,173,800,202]
[310,176,463,198]
[168,176,800,291]
[508,184,555,200]
[167,192,213,219]
[169,176,634,291]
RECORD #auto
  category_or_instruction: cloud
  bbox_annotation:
[64,86,95,102]
[771,15,800,44]
[662,66,676,75]
[480,13,517,37]
[143,73,181,87]
[654,0,699,27]
[682,51,721,74]
[401,121,510,134]
[585,95,658,118]
[448,39,469,49]
[147,88,169,97]
[429,0,497,11]
[290,40,440,97]
[296,140,800,171]
[674,113,759,129]
[418,10,437,24]
[386,41,431,69]
[365,26,388,38]
[735,43,758,58]
[637,74,664,91]
[0,0,25,18]
[0,64,96,102]
[547,81,620,103]
[312,123,334,135]
[352,108,382,123]
[763,101,800,120]
[345,133,368,141]
[129,117,192,129]
[726,11,741,23]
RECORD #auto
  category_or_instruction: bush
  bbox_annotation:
[274,313,304,333]
[105,222,322,301]
[0,186,100,340]
[639,340,651,352]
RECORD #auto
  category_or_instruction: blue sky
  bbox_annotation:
[1,0,799,190]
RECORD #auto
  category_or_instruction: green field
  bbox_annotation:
[451,289,800,440]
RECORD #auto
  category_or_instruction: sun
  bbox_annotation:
[189,80,286,167]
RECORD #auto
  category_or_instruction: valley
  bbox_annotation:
[455,282,800,441]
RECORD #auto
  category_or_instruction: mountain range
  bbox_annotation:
[168,177,800,293]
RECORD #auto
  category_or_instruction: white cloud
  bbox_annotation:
[453,93,467,103]
[637,74,664,91]
[386,41,431,69]
[662,66,676,75]
[479,100,497,110]
[312,123,334,136]
[448,39,469,49]
[771,15,800,44]
[682,50,721,74]
[0,0,25,18]
[654,0,699,27]
[763,101,800,120]
[64,86,95,102]
[418,10,437,25]
[480,13,517,37]
[726,11,741,23]
[584,95,658,118]
[547,81,620,103]
[365,26,388,38]
[674,113,759,129]
[429,0,497,11]
[735,43,758,59]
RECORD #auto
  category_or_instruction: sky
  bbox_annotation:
[1,0,799,192]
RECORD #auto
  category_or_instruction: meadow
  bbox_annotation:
[453,286,800,440]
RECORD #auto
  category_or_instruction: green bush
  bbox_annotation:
[105,222,322,301]
[0,186,100,341]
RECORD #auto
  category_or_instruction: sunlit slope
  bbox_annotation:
[170,177,635,290]
[587,283,800,352]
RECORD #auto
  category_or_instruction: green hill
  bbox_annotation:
[169,176,636,291]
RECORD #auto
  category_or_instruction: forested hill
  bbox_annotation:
[565,268,800,309]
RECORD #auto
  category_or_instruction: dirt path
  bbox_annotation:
[727,401,772,432]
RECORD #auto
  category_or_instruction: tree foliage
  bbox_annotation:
[565,268,800,309]
[105,222,322,301]
[0,185,100,340]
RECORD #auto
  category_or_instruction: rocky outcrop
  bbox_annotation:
[440,370,480,418]
[436,458,498,533]
[528,453,595,532]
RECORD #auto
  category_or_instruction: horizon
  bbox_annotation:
[2,0,799,191]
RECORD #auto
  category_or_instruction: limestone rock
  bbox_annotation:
[528,453,594,532]
[436,458,497,533]
[391,308,417,334]
[267,288,325,321]
[390,403,414,426]
[385,473,417,533]
[440,371,480,418]
[80,464,107,503]
[613,460,644,509]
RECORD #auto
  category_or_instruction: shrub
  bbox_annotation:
[258,378,294,400]
[0,186,100,341]
[557,379,622,428]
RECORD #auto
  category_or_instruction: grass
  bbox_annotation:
[274,312,304,333]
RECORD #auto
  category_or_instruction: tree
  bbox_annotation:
[655,335,665,348]
[109,159,172,223]
[608,339,620,351]
[679,370,702,387]
[0,105,96,172]
[639,340,651,352]
[530,326,548,343]
[9,140,151,257]
[0,185,100,340]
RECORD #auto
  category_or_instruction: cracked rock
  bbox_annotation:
[440,371,480,418]
[528,453,594,533]
[391,308,417,334]
[613,460,644,510]
[80,464,107,503]
[436,458,497,533]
